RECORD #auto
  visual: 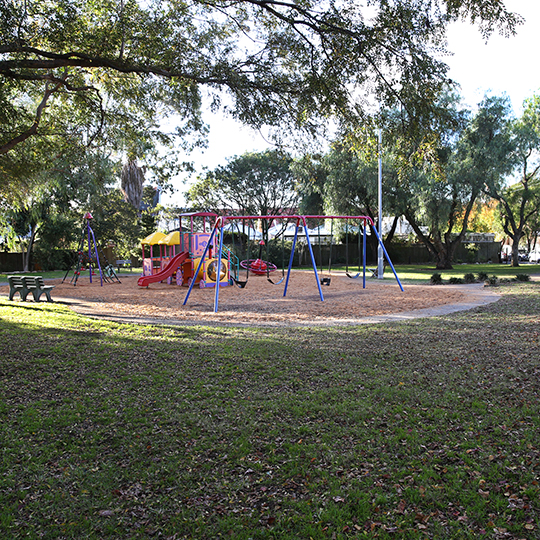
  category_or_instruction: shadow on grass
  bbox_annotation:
[0,286,539,539]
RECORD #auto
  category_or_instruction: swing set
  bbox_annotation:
[228,219,286,288]
[183,214,403,313]
[63,212,121,286]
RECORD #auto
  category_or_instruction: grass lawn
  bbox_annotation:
[0,268,143,282]
[327,263,540,285]
[0,280,539,538]
[2,262,538,285]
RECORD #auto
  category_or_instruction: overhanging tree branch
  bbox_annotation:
[0,75,64,155]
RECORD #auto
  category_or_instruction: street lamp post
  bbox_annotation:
[377,127,384,279]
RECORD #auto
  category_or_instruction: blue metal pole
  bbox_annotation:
[362,221,367,289]
[87,224,104,286]
[372,224,404,291]
[183,225,217,306]
[213,223,225,313]
[283,220,299,298]
[303,220,324,302]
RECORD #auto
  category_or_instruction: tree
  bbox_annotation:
[290,154,327,216]
[121,159,146,212]
[383,93,517,269]
[292,138,400,255]
[460,200,500,234]
[1,143,118,270]
[86,188,147,261]
[186,150,299,237]
[482,95,540,266]
[1,0,522,166]
[367,89,474,269]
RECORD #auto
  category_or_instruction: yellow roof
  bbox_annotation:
[141,231,166,245]
[158,231,181,245]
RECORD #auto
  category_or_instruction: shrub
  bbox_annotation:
[463,273,476,284]
[485,275,498,286]
[515,273,531,282]
[449,277,464,284]
[430,272,443,285]
[477,271,488,282]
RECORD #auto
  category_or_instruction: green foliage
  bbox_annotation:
[402,95,512,269]
[1,1,522,168]
[430,272,443,284]
[515,273,531,282]
[476,271,489,282]
[187,150,298,227]
[481,93,540,265]
[448,276,464,284]
[463,242,480,263]
[87,188,153,260]
[463,272,476,284]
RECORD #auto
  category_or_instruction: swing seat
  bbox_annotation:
[320,277,331,286]
[231,276,248,288]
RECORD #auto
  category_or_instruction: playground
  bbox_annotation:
[42,272,493,326]
[1,212,501,326]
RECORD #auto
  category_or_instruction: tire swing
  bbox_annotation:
[240,237,277,276]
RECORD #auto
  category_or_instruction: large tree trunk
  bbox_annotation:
[435,252,453,270]
[402,210,455,269]
[22,225,38,272]
[510,241,520,267]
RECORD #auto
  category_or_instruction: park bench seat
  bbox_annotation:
[7,275,30,301]
[22,276,55,302]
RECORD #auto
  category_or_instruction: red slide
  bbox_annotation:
[137,251,189,287]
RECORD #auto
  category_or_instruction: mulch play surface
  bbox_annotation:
[0,270,489,327]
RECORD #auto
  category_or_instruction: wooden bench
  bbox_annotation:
[22,276,55,302]
[7,275,30,301]
[116,259,132,272]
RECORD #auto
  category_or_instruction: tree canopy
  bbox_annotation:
[482,94,540,265]
[186,149,298,219]
[1,0,522,161]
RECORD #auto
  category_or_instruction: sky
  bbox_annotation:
[445,0,540,112]
[162,0,540,207]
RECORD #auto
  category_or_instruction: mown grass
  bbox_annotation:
[328,263,540,285]
[2,262,539,285]
[0,282,539,539]
[0,268,143,282]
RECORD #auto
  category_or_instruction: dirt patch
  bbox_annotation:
[1,271,493,327]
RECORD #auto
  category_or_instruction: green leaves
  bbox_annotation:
[187,149,298,219]
[0,0,524,161]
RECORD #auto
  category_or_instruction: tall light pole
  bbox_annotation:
[377,127,384,279]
